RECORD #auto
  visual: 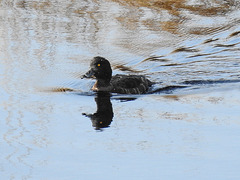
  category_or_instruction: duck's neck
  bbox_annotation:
[92,78,112,91]
[97,78,111,86]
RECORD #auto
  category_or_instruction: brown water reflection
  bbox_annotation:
[113,0,240,34]
[1,0,239,60]
[115,0,236,16]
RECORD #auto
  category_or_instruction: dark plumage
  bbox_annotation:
[82,56,153,94]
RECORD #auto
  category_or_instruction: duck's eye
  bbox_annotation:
[97,63,101,67]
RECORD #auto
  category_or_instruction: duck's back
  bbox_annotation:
[110,74,152,94]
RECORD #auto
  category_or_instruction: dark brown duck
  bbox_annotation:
[82,56,153,94]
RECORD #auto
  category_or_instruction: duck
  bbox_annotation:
[82,56,153,94]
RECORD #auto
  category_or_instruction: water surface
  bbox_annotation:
[0,0,240,179]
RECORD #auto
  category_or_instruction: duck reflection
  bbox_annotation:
[83,92,113,130]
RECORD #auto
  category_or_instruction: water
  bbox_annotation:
[0,0,240,179]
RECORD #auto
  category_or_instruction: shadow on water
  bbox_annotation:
[182,79,240,85]
[82,92,114,131]
[80,92,139,131]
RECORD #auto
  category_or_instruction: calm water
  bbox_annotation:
[0,0,240,179]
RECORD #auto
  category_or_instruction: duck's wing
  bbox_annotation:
[110,75,152,94]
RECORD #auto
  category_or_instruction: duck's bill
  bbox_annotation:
[81,69,95,79]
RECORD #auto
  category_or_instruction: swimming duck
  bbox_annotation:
[82,56,153,94]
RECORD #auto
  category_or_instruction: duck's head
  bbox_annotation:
[82,56,112,82]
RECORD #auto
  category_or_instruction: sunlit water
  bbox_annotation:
[0,0,240,179]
